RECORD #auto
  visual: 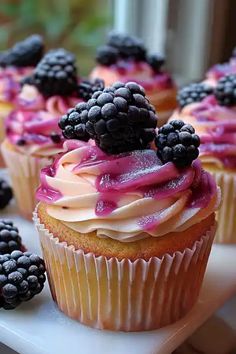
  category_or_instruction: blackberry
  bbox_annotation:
[78,78,105,101]
[214,74,236,106]
[147,53,165,72]
[155,120,200,167]
[33,48,78,97]
[0,251,46,310]
[59,103,90,141]
[107,32,146,61]
[61,81,157,154]
[96,45,119,66]
[0,35,44,68]
[0,220,22,255]
[0,179,13,209]
[177,83,213,109]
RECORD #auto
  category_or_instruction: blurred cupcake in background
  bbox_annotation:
[170,76,236,243]
[90,32,177,126]
[206,47,236,84]
[34,81,220,331]
[2,47,104,219]
[0,35,44,163]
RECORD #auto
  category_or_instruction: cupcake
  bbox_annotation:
[90,32,177,126]
[0,35,44,147]
[34,82,220,331]
[206,47,236,84]
[171,76,236,243]
[1,48,104,220]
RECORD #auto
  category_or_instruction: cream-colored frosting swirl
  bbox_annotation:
[37,140,220,242]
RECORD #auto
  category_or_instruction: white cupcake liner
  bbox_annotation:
[210,170,236,243]
[2,141,52,220]
[34,210,216,331]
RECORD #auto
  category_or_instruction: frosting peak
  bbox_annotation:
[36,141,220,242]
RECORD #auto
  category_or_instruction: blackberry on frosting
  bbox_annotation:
[32,48,78,97]
[177,83,213,109]
[147,53,165,73]
[59,103,90,141]
[0,35,44,68]
[59,81,157,154]
[96,32,158,66]
[155,120,200,167]
[77,78,105,101]
[215,74,236,106]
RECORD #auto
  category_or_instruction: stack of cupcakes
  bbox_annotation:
[171,76,236,243]
[0,35,44,162]
[90,32,177,126]
[34,81,220,331]
[1,47,104,219]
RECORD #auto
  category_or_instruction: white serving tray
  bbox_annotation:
[0,169,236,354]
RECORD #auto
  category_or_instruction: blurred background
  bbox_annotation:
[1,0,236,82]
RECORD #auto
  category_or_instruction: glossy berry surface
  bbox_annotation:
[0,251,46,310]
[0,179,13,210]
[33,48,78,97]
[177,83,213,109]
[0,35,44,68]
[147,53,165,72]
[215,74,236,106]
[155,120,200,167]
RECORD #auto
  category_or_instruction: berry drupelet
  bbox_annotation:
[214,74,236,106]
[59,81,158,154]
[32,48,78,97]
[0,251,46,310]
[77,78,105,101]
[155,120,200,168]
[0,179,13,209]
[0,220,23,255]
[0,35,44,68]
[177,83,213,109]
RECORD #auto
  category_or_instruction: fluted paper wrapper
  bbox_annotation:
[34,211,216,332]
[0,103,14,166]
[2,141,52,220]
[209,170,236,243]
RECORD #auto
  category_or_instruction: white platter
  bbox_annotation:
[0,169,236,354]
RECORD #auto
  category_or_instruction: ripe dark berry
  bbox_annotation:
[147,53,165,72]
[177,83,213,109]
[0,251,46,310]
[0,179,13,209]
[215,74,236,106]
[96,45,119,66]
[77,78,105,101]
[0,220,23,255]
[84,81,157,154]
[107,32,146,61]
[0,35,44,68]
[59,103,90,141]
[155,120,200,167]
[32,48,78,97]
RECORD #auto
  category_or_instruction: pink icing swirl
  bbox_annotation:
[36,140,220,242]
[90,60,175,92]
[172,95,236,168]
[0,66,32,103]
[6,84,82,156]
